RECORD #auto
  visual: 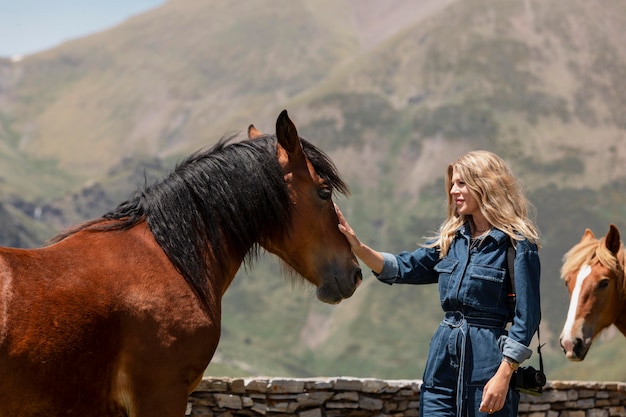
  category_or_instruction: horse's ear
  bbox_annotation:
[605,224,621,255]
[276,109,304,157]
[248,124,264,139]
[582,228,596,241]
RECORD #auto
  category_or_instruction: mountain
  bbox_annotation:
[1,0,625,381]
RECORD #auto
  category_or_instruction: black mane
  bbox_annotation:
[53,134,348,312]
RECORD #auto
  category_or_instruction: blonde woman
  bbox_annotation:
[337,150,541,417]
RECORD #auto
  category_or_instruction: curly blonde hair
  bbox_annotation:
[426,150,540,257]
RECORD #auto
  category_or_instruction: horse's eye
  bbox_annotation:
[318,187,332,201]
[598,279,610,289]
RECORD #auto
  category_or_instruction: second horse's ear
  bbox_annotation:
[248,124,263,139]
[275,109,303,157]
[605,224,621,256]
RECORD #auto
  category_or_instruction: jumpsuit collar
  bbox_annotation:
[457,223,511,246]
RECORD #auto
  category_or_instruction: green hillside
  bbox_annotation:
[0,0,625,382]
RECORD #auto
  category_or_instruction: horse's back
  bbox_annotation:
[0,226,219,416]
[0,240,131,414]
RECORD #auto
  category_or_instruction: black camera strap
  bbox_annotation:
[507,245,545,375]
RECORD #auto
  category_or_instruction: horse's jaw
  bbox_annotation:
[264,245,363,305]
[613,309,626,338]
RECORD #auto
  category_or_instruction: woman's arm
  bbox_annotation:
[502,239,541,361]
[480,239,541,414]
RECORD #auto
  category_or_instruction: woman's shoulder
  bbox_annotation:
[512,236,539,254]
[492,228,539,253]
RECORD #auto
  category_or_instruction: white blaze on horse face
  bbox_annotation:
[562,264,592,340]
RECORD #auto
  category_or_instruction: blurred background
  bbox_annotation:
[0,0,625,381]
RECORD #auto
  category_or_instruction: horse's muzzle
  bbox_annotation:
[560,336,590,361]
[316,267,362,304]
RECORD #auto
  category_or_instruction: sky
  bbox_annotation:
[0,0,165,57]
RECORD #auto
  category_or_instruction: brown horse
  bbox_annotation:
[559,224,625,361]
[0,110,362,417]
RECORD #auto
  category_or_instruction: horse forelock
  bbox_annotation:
[561,236,625,295]
[300,138,350,197]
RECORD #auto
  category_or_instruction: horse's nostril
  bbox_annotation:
[354,269,363,285]
[573,338,584,353]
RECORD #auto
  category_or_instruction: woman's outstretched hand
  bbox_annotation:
[335,204,384,274]
[335,203,361,251]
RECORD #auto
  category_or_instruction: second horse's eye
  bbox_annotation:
[598,279,610,289]
[318,187,332,201]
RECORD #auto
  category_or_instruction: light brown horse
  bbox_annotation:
[0,110,362,416]
[559,224,625,361]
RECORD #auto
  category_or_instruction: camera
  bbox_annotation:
[510,366,547,396]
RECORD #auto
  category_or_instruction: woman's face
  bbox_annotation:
[450,168,480,217]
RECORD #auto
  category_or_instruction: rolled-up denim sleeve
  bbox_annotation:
[374,252,400,284]
[499,335,533,363]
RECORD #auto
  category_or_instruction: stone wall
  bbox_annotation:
[187,377,626,417]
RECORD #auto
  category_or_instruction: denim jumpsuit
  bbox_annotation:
[376,224,541,417]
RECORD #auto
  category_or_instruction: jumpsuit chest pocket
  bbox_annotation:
[434,258,458,303]
[462,264,506,311]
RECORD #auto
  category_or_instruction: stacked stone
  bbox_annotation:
[187,378,626,417]
[187,377,420,417]
[518,381,626,417]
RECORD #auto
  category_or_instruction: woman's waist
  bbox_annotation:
[443,310,508,328]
